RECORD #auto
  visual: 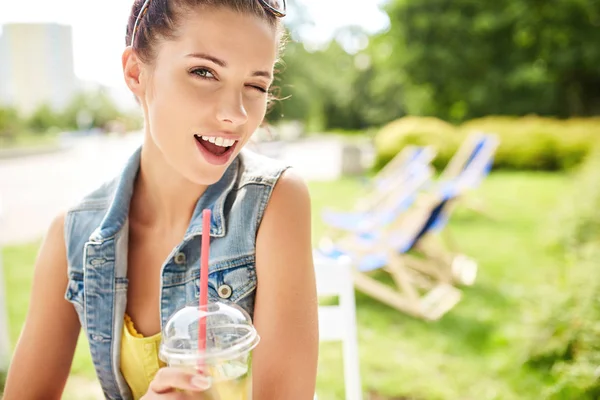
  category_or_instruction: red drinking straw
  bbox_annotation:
[198,209,211,369]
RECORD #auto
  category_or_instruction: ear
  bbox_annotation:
[122,47,146,99]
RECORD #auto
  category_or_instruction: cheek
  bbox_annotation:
[149,76,212,126]
[245,95,269,120]
[146,84,194,147]
[155,74,204,107]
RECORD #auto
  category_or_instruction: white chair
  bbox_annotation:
[314,252,362,400]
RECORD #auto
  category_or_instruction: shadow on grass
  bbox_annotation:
[352,270,514,356]
[459,280,516,309]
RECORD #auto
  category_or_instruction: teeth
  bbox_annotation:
[198,135,235,148]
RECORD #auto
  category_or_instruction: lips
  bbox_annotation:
[193,134,238,165]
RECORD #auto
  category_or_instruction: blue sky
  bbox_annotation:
[0,0,390,88]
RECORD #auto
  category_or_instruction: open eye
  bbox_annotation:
[191,68,216,79]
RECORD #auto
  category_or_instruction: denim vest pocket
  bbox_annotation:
[188,255,257,318]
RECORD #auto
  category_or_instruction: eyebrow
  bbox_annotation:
[185,52,273,80]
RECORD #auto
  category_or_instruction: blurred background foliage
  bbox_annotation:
[2,0,600,398]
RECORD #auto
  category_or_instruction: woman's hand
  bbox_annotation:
[141,367,211,399]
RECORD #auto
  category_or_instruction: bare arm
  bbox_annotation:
[3,213,81,400]
[252,170,319,399]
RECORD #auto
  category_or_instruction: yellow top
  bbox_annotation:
[120,314,166,400]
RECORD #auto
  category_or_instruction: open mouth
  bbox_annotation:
[193,134,238,165]
[194,134,236,156]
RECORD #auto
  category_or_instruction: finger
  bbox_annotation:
[149,367,211,394]
[142,391,190,400]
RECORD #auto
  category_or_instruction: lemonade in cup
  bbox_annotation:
[159,301,260,400]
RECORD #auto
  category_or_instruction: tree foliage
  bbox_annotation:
[273,0,600,130]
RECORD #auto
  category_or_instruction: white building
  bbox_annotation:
[0,23,78,115]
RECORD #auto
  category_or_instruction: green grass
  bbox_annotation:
[1,171,571,399]
[309,172,571,400]
[2,242,96,380]
[0,132,59,150]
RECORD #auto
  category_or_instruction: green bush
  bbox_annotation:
[525,147,600,399]
[373,115,600,172]
[373,116,460,170]
[1,90,140,141]
[0,106,24,143]
[26,103,70,134]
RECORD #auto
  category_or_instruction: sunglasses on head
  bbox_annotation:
[130,0,287,48]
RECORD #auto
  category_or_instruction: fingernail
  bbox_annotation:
[191,375,210,389]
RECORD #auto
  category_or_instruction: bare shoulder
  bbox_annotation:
[256,167,313,271]
[257,168,312,252]
[41,211,68,264]
[48,211,67,241]
[31,210,70,307]
[265,168,311,219]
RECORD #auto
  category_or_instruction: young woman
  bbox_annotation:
[3,0,318,398]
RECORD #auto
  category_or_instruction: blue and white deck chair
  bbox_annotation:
[384,132,499,287]
[317,177,464,321]
[321,144,436,241]
[439,131,499,186]
[432,132,500,220]
[355,145,437,212]
[318,134,498,313]
[413,133,499,265]
[321,155,433,236]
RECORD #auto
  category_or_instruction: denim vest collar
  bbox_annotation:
[89,146,239,243]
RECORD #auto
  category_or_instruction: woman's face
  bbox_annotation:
[131,7,278,185]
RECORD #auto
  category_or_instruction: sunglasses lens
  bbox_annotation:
[262,0,286,14]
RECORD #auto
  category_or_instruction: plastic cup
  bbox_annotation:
[159,301,260,400]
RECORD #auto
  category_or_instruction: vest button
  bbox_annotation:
[91,334,104,342]
[174,252,186,265]
[217,284,233,299]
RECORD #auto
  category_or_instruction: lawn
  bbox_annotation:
[311,172,570,400]
[1,171,571,399]
[0,132,59,150]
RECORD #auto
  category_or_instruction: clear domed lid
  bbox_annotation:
[159,301,260,364]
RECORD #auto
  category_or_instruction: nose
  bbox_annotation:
[215,89,248,126]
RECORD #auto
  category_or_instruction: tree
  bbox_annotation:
[0,107,22,142]
[61,89,122,131]
[272,26,379,132]
[26,103,64,134]
[380,0,600,121]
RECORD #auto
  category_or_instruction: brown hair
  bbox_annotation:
[125,0,285,63]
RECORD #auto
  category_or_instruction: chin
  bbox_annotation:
[185,158,234,186]
[188,171,225,186]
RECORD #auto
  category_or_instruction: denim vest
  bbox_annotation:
[63,146,289,399]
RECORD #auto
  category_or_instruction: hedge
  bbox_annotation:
[373,115,600,172]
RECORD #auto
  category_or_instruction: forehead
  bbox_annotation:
[158,7,278,69]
